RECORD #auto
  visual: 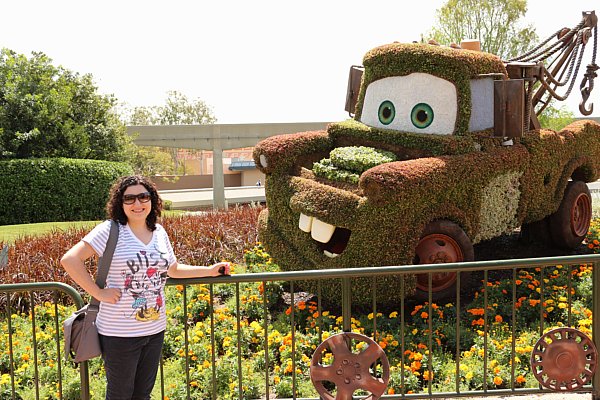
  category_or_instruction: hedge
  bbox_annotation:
[0,158,133,225]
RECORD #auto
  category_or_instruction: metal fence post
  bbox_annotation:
[342,277,351,332]
[593,260,600,399]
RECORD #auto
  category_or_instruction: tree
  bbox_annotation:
[0,48,134,161]
[124,91,217,175]
[127,90,216,125]
[538,103,575,131]
[428,0,538,60]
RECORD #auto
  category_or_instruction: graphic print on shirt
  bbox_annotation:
[122,248,169,322]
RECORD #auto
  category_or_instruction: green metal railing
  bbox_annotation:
[1,254,599,399]
[0,282,87,399]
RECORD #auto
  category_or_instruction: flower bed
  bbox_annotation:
[0,213,598,398]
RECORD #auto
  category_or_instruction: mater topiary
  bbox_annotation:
[253,41,600,306]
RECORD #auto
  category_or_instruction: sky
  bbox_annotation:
[0,0,599,124]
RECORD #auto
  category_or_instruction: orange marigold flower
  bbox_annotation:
[495,315,503,323]
[410,361,421,371]
[472,318,485,326]
[421,312,429,319]
[411,305,423,316]
[515,279,522,285]
[467,308,485,316]
[516,375,526,384]
[285,307,292,315]
[493,376,503,385]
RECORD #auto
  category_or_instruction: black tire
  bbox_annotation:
[549,181,592,249]
[413,220,474,302]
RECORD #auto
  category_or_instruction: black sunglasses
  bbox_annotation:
[123,192,152,205]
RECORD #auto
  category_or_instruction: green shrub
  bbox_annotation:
[330,146,397,172]
[0,206,263,292]
[313,146,397,184]
[0,158,132,224]
[312,158,360,184]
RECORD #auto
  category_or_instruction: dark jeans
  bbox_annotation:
[99,331,164,400]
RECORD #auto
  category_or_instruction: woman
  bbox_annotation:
[61,175,229,399]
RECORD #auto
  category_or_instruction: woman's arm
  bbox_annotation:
[60,241,122,304]
[167,261,230,279]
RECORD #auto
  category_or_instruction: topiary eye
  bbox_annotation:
[378,100,395,125]
[410,103,434,129]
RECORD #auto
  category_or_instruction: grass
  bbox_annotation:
[0,220,98,244]
[0,210,186,244]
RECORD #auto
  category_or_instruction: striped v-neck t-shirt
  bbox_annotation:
[83,220,176,337]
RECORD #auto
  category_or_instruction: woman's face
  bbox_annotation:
[122,184,152,225]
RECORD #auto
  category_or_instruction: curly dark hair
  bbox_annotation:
[106,175,163,231]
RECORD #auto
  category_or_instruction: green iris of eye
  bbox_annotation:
[411,103,434,129]
[378,100,395,125]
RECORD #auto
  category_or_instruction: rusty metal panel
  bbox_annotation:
[505,62,540,79]
[345,65,364,115]
[494,79,524,138]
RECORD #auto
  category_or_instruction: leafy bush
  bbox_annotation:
[330,146,397,172]
[0,158,132,225]
[312,146,396,184]
[312,158,360,184]
[0,206,263,298]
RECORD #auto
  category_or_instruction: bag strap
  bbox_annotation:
[90,220,119,307]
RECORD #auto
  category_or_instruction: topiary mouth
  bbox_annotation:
[318,227,351,258]
[298,213,351,258]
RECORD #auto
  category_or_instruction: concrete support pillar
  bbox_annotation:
[212,127,226,209]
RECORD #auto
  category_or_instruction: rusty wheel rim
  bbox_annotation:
[310,332,390,400]
[531,327,597,391]
[415,233,462,292]
[571,193,591,237]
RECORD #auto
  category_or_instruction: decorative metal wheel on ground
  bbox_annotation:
[531,327,598,390]
[310,332,390,400]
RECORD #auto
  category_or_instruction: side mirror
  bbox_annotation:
[345,65,364,116]
[494,79,525,138]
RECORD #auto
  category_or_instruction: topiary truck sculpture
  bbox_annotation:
[253,11,600,301]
